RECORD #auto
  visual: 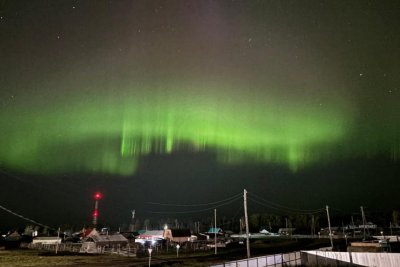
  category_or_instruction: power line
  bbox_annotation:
[248,198,324,215]
[0,203,55,230]
[0,169,40,188]
[0,169,84,202]
[146,195,242,214]
[249,191,325,212]
[248,191,325,214]
[232,202,244,219]
[146,192,243,207]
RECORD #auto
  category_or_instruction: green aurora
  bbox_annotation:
[0,1,399,177]
[3,79,396,176]
[0,80,355,175]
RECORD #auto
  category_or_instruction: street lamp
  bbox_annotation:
[176,244,180,258]
[148,248,153,267]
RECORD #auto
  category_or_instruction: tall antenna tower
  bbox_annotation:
[92,192,102,228]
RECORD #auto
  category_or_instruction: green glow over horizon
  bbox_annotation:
[1,1,399,177]
[0,81,359,175]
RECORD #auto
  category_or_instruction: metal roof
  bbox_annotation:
[84,229,128,244]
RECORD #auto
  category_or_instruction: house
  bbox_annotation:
[137,230,164,240]
[278,228,296,236]
[164,229,193,243]
[206,228,224,235]
[259,229,278,236]
[320,227,339,236]
[348,240,390,252]
[204,228,224,240]
[4,231,22,249]
[80,228,94,238]
[358,222,377,229]
[80,229,128,254]
[134,230,165,245]
[120,231,139,243]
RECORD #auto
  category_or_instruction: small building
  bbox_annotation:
[4,231,22,249]
[120,231,138,243]
[80,229,128,254]
[206,228,224,236]
[278,228,296,236]
[259,229,278,235]
[348,241,390,252]
[137,230,164,241]
[358,222,377,229]
[164,229,193,243]
[32,236,61,245]
[320,227,339,236]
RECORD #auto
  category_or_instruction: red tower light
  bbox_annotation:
[94,192,102,200]
[93,210,99,217]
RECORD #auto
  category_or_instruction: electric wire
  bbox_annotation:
[0,169,132,219]
[0,169,85,200]
[248,191,325,213]
[0,169,40,188]
[329,206,352,214]
[146,195,242,214]
[146,192,243,207]
[233,202,244,219]
[0,203,55,230]
[248,198,325,215]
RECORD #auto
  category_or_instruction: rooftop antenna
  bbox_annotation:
[361,206,367,240]
[129,209,136,232]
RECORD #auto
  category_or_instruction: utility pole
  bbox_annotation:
[55,227,60,254]
[361,206,367,240]
[214,208,217,255]
[326,205,334,249]
[390,222,393,236]
[244,189,250,258]
[351,216,355,238]
[311,215,315,237]
[130,210,135,232]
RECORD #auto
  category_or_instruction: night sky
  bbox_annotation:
[0,1,399,229]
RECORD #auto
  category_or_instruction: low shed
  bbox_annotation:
[32,237,61,245]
